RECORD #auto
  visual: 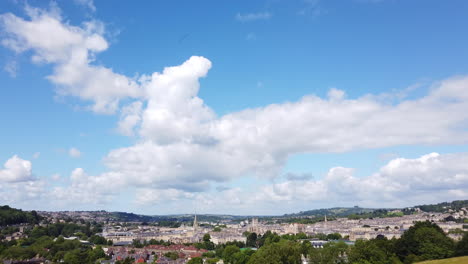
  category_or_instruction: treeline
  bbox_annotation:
[0,222,110,262]
[28,222,103,240]
[284,207,375,218]
[417,200,468,213]
[0,236,107,263]
[0,206,41,226]
[347,209,406,220]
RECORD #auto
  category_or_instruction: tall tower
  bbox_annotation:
[193,214,198,233]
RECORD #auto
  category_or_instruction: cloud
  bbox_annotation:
[4,60,18,77]
[51,173,61,180]
[0,5,142,114]
[235,12,272,22]
[50,168,127,206]
[117,101,143,136]
[133,152,468,214]
[69,147,82,158]
[46,56,468,209]
[32,152,40,159]
[0,156,46,207]
[258,152,468,210]
[298,0,325,16]
[138,56,214,144]
[0,155,33,182]
[2,5,468,212]
[0,180,45,205]
[73,0,96,12]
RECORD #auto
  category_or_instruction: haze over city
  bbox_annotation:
[1,0,468,215]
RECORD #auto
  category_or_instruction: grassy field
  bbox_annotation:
[417,256,468,264]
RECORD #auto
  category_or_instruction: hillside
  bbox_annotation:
[284,206,381,218]
[0,205,41,226]
[416,200,468,213]
[416,256,468,264]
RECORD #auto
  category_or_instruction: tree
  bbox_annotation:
[164,251,179,260]
[246,232,258,248]
[326,233,342,240]
[348,239,400,264]
[301,240,312,258]
[223,245,241,264]
[187,257,203,264]
[309,241,349,264]
[247,240,302,264]
[395,221,455,262]
[88,245,106,262]
[132,239,144,248]
[455,232,468,256]
[203,233,212,242]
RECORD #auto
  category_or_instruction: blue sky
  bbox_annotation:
[0,0,468,215]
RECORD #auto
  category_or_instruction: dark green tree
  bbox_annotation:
[395,221,455,262]
[187,257,203,264]
[247,240,302,264]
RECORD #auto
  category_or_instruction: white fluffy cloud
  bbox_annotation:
[69,147,82,158]
[261,152,468,208]
[117,101,143,136]
[95,59,468,194]
[53,57,468,208]
[131,152,468,214]
[0,5,142,113]
[51,168,124,205]
[0,156,46,207]
[0,155,33,182]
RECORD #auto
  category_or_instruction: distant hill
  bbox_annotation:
[283,200,468,219]
[0,205,41,226]
[283,206,379,218]
[415,200,468,213]
[109,212,246,223]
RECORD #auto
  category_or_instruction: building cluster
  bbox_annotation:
[101,209,467,248]
[100,245,209,264]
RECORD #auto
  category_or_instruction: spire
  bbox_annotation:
[193,214,198,232]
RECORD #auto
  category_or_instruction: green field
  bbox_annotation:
[417,256,468,264]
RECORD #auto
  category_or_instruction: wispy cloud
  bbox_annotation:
[4,60,18,77]
[235,12,272,22]
[298,0,325,17]
[73,0,96,12]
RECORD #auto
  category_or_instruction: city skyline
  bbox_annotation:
[1,0,468,215]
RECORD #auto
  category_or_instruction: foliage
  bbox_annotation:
[195,233,215,250]
[309,241,349,264]
[187,257,203,264]
[247,240,302,264]
[0,205,42,226]
[164,251,179,260]
[348,238,401,264]
[416,200,468,213]
[455,232,468,256]
[395,221,455,262]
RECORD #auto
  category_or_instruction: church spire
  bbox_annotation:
[193,213,198,232]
